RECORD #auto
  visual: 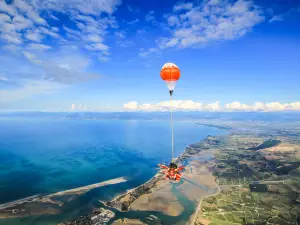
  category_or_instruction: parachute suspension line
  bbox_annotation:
[170,92,174,162]
[171,66,174,162]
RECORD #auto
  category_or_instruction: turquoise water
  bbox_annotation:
[0,115,225,224]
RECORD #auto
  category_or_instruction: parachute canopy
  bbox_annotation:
[160,62,180,95]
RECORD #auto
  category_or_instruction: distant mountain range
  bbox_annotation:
[1,111,300,123]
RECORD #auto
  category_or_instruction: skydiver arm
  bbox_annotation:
[158,164,169,169]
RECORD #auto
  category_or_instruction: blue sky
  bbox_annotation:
[0,0,299,112]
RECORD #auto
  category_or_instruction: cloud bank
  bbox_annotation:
[123,100,300,112]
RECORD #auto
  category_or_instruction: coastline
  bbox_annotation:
[104,133,225,209]
[98,122,231,224]
[104,141,196,212]
[60,134,224,225]
[0,122,228,224]
[105,158,184,211]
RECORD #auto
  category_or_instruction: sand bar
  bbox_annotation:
[47,177,127,197]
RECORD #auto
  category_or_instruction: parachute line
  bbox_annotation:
[170,94,174,162]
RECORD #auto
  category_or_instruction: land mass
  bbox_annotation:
[193,135,300,224]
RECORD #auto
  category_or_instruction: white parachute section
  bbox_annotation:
[166,80,176,92]
[162,62,179,69]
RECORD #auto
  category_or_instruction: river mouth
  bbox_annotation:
[96,182,197,225]
[105,151,218,225]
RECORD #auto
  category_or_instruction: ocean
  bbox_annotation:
[0,114,226,224]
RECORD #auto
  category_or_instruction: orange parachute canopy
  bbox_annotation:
[160,62,180,81]
[160,63,180,95]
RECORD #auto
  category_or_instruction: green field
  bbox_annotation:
[195,135,300,225]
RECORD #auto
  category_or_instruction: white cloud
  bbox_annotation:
[27,43,52,50]
[0,33,22,44]
[41,49,100,84]
[39,27,60,38]
[0,80,65,103]
[128,18,139,24]
[46,0,121,15]
[269,15,283,23]
[15,0,47,25]
[25,29,44,42]
[225,101,252,111]
[0,0,120,105]
[52,27,59,32]
[98,56,110,62]
[124,101,138,110]
[161,38,179,48]
[225,101,300,112]
[85,43,109,51]
[0,13,11,22]
[268,6,300,23]
[167,15,180,26]
[205,101,221,111]
[23,51,36,60]
[0,1,16,16]
[117,40,132,48]
[139,47,158,57]
[123,100,219,111]
[123,100,300,112]
[173,3,193,12]
[127,5,139,13]
[70,103,89,111]
[12,14,33,30]
[141,0,265,56]
[48,14,59,21]
[22,51,41,64]
[115,31,125,39]
[1,46,101,98]
[145,11,155,22]
[63,25,80,36]
[62,13,116,54]
[83,34,104,42]
[2,44,20,52]
[69,14,117,53]
[0,0,121,61]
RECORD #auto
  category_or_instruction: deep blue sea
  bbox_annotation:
[0,115,225,224]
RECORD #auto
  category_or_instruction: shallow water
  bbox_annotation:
[0,115,226,224]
